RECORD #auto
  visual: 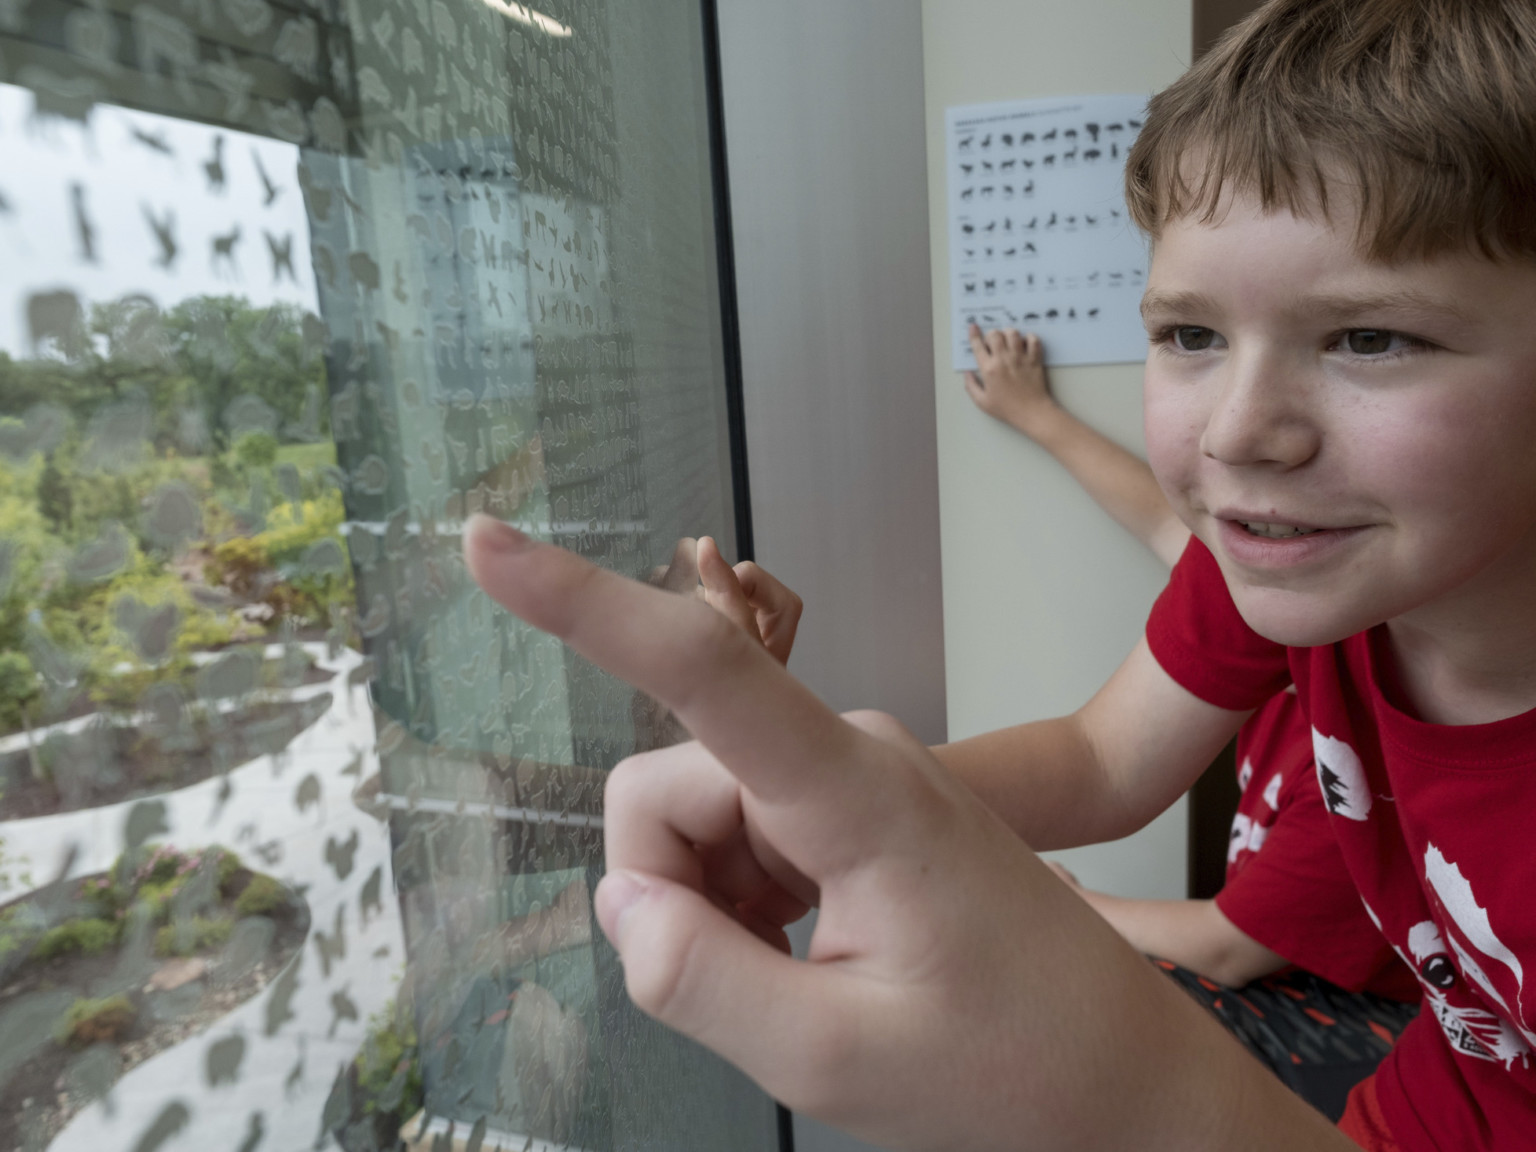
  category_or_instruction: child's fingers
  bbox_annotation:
[698,535,759,641]
[462,515,869,821]
[1005,328,1025,355]
[593,868,853,1111]
[733,561,803,666]
[657,536,700,595]
[1025,331,1043,364]
[967,322,991,365]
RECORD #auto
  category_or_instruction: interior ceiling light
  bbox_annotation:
[480,0,573,37]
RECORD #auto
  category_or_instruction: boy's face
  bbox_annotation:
[1142,193,1536,648]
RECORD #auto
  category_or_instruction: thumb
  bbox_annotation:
[595,869,837,1103]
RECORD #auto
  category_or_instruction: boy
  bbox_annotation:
[965,324,1419,1119]
[465,0,1536,1148]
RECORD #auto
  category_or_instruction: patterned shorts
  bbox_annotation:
[1155,961,1420,1122]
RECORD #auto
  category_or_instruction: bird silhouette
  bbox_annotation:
[251,148,281,206]
[130,126,173,156]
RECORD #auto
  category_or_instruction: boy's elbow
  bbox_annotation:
[1197,906,1289,988]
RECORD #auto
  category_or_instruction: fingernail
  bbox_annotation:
[596,870,650,942]
[470,514,534,554]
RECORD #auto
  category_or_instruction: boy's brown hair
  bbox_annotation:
[1126,0,1536,262]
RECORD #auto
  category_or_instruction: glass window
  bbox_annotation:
[0,2,772,1149]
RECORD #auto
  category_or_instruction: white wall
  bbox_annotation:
[922,0,1195,900]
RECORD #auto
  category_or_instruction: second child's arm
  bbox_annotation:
[935,636,1252,850]
[964,324,1191,567]
[1046,862,1288,987]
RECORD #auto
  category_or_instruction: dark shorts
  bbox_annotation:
[1154,960,1420,1122]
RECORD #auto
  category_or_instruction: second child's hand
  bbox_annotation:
[964,323,1056,436]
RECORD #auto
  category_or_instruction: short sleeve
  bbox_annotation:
[1216,774,1406,994]
[1145,536,1291,711]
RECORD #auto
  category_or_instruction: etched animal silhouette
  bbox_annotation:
[264,230,294,282]
[251,148,281,206]
[143,205,179,268]
[212,224,242,275]
[359,865,383,926]
[130,125,173,156]
[327,986,358,1038]
[70,183,96,262]
[348,250,381,293]
[324,829,359,881]
[204,135,226,191]
[297,162,332,220]
[206,49,255,119]
[314,903,346,978]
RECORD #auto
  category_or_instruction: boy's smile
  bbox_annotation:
[1141,194,1536,663]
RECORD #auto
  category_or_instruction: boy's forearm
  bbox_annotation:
[934,715,1140,850]
[1075,890,1288,987]
[935,639,1250,852]
[1015,402,1191,567]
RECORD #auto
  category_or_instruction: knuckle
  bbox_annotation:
[604,755,655,816]
[624,904,703,1024]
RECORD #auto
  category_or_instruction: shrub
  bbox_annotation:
[56,994,136,1046]
[30,917,119,960]
[0,650,39,732]
[154,914,232,957]
[354,994,422,1120]
[134,879,180,925]
[233,873,288,917]
[214,846,243,895]
[0,904,41,963]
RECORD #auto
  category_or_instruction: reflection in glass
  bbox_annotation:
[0,1,772,1149]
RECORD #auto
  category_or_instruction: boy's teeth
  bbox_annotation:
[1241,521,1320,539]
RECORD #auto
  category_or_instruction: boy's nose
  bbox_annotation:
[1197,352,1319,469]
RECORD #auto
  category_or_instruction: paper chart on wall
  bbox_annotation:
[947,93,1151,371]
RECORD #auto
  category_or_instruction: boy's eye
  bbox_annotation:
[1173,326,1216,351]
[1341,329,1410,355]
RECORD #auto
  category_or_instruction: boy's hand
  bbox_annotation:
[462,516,1349,1152]
[648,536,803,666]
[963,324,1056,437]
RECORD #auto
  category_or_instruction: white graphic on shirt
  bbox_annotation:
[1226,812,1269,864]
[1237,756,1254,791]
[1362,886,1533,1069]
[1424,844,1536,1065]
[1312,728,1371,821]
[1261,772,1283,810]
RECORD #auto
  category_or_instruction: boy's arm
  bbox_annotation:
[934,636,1251,850]
[964,324,1191,567]
[1047,863,1289,987]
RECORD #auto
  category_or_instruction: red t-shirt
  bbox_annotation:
[1217,690,1418,1001]
[1148,539,1536,1152]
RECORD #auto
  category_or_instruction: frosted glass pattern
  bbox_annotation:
[0,1,768,1149]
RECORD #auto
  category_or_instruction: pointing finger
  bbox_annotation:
[463,515,860,814]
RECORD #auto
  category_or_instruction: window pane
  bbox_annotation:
[0,2,771,1149]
